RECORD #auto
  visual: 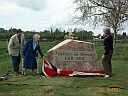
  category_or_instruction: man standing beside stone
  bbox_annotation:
[8,29,24,75]
[102,28,113,78]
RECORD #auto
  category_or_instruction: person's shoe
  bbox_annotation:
[22,68,26,75]
[32,71,37,76]
[22,71,26,75]
[15,72,20,76]
[104,75,110,78]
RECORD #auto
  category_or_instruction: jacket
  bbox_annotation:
[8,34,24,56]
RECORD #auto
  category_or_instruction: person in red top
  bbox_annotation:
[102,28,113,78]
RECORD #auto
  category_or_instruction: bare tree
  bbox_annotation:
[74,0,128,45]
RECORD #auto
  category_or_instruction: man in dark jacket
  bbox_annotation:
[102,28,113,78]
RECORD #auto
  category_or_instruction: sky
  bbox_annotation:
[0,0,127,35]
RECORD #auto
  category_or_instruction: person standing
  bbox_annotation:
[23,34,43,75]
[8,29,24,75]
[102,28,113,78]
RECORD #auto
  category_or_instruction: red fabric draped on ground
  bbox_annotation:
[42,59,74,77]
[42,59,105,77]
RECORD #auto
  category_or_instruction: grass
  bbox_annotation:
[0,40,128,96]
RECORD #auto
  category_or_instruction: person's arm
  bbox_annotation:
[23,42,27,57]
[8,37,13,55]
[104,36,109,55]
[21,34,25,57]
[37,44,44,58]
[23,41,32,56]
[108,36,113,55]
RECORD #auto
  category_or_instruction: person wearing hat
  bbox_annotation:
[8,29,25,75]
[102,28,113,78]
[23,34,43,75]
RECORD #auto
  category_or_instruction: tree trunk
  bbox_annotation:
[113,29,117,48]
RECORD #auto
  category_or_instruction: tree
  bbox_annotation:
[0,28,6,32]
[54,28,65,40]
[122,32,127,39]
[74,29,94,40]
[74,0,128,45]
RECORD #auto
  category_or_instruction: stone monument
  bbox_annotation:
[45,39,104,76]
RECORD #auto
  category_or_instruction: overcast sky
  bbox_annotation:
[0,0,127,35]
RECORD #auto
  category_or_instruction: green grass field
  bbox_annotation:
[0,40,128,96]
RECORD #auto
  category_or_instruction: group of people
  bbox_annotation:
[8,28,113,78]
[8,29,43,75]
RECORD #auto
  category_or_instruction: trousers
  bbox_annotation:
[102,54,112,76]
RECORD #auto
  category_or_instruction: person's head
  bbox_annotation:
[103,28,111,36]
[16,29,23,38]
[33,34,40,42]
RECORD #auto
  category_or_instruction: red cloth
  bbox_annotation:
[42,59,104,77]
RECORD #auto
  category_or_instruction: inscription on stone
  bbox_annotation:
[47,39,104,73]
